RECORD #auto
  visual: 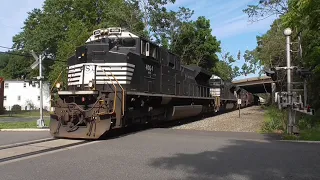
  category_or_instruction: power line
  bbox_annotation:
[0,51,32,58]
[0,51,67,63]
[0,45,14,50]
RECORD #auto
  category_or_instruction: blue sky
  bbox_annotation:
[0,0,276,80]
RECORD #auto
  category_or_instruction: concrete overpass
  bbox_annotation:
[232,76,275,94]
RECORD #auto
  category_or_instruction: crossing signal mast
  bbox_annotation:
[30,50,46,128]
[265,28,315,134]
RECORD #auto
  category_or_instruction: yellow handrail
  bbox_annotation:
[51,70,63,92]
[109,72,125,116]
[98,66,117,115]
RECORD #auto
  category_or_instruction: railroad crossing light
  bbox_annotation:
[264,68,277,81]
[296,68,312,79]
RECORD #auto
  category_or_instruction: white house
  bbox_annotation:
[3,80,51,111]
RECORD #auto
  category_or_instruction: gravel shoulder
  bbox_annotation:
[172,106,265,133]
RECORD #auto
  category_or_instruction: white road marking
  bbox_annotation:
[0,139,100,166]
[0,138,53,149]
[0,128,50,132]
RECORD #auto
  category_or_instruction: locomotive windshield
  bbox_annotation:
[87,37,137,49]
[109,37,136,48]
[209,79,222,86]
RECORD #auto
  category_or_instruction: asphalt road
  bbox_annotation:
[0,132,51,146]
[0,129,320,180]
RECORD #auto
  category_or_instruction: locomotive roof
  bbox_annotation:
[184,64,212,82]
[85,27,139,43]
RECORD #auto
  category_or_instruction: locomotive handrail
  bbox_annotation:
[51,70,63,92]
[108,72,125,116]
[98,66,117,115]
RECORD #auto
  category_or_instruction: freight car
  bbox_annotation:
[208,75,238,111]
[49,27,254,139]
[208,75,257,110]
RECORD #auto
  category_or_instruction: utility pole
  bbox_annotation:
[284,28,293,134]
[30,51,46,128]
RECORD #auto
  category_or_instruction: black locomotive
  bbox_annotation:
[50,27,255,139]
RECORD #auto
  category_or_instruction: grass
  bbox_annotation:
[261,105,320,141]
[260,105,287,133]
[283,123,320,141]
[0,120,50,129]
[0,110,50,118]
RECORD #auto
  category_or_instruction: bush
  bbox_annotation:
[299,126,320,141]
[297,110,320,130]
[11,104,22,112]
[0,107,5,115]
[261,105,287,133]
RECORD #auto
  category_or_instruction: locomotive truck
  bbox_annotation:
[49,27,255,139]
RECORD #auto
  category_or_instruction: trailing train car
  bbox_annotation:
[208,75,238,111]
[49,27,255,139]
[236,88,257,108]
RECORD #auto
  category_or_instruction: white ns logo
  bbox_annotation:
[145,64,154,72]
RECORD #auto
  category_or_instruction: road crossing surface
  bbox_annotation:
[0,129,319,180]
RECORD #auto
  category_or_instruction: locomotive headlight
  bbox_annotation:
[55,83,61,89]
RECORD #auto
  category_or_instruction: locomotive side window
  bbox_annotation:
[146,42,150,56]
[121,38,136,47]
[168,52,175,68]
[141,40,146,55]
[149,43,158,59]
[140,40,149,56]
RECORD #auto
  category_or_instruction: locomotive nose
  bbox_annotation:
[49,93,115,139]
[50,110,113,139]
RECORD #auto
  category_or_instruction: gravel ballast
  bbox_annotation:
[172,106,265,133]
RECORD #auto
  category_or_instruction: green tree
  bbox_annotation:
[243,0,288,23]
[0,53,10,77]
[212,51,240,81]
[244,0,320,109]
[281,0,320,108]
[171,16,221,70]
[129,0,177,39]
[12,0,145,85]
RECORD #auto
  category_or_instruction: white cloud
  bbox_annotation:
[212,15,276,40]
[222,14,247,25]
[208,0,254,20]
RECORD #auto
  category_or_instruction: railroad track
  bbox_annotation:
[0,138,97,165]
[0,105,255,165]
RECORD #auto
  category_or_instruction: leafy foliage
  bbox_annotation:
[243,0,289,23]
[212,51,240,81]
[8,0,145,85]
[170,16,221,70]
[244,0,320,133]
[261,105,287,133]
[2,0,229,85]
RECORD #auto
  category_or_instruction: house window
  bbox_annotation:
[38,96,40,101]
[4,96,6,100]
[4,83,8,88]
[18,96,21,101]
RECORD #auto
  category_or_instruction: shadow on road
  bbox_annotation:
[148,139,320,180]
